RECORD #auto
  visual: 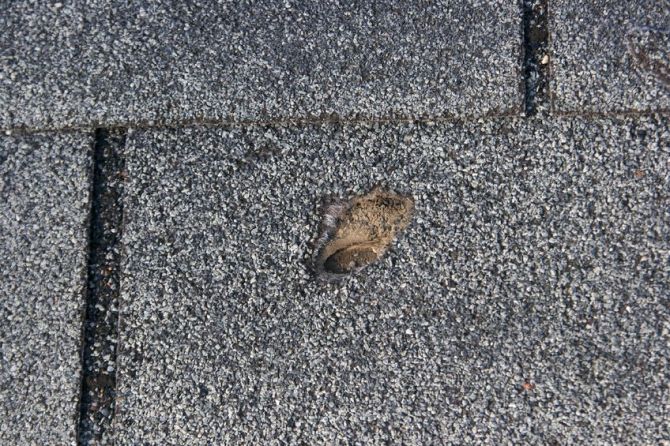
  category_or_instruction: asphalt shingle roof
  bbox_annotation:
[0,132,92,445]
[551,0,670,113]
[1,1,522,130]
[0,1,668,444]
[115,116,669,444]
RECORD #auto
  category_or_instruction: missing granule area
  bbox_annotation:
[312,186,414,281]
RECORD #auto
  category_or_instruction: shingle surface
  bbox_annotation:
[0,1,523,130]
[115,116,670,444]
[551,0,670,113]
[0,132,93,445]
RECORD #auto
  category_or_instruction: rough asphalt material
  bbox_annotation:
[116,116,669,444]
[0,132,93,445]
[0,1,523,130]
[551,0,670,113]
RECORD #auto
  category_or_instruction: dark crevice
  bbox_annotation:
[78,128,127,445]
[522,0,550,116]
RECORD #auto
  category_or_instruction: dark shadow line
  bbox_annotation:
[522,0,550,116]
[76,128,127,445]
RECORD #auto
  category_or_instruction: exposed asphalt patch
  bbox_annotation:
[78,129,126,445]
[312,186,414,281]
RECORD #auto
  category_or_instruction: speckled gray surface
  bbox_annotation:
[0,0,523,130]
[0,132,92,445]
[116,116,670,444]
[551,0,670,113]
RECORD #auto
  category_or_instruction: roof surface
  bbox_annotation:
[1,1,668,444]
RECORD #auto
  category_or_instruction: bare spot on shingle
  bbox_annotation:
[312,186,414,281]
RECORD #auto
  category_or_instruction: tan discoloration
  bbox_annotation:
[313,187,414,279]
